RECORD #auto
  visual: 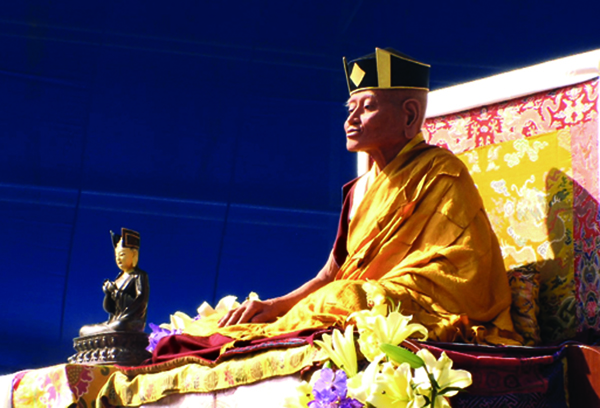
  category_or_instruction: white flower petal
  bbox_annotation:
[214,295,240,314]
[196,301,215,318]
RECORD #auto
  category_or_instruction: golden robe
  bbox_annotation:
[186,134,521,345]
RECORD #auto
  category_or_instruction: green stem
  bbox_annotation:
[425,367,437,408]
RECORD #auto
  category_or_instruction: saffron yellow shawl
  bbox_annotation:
[187,134,521,345]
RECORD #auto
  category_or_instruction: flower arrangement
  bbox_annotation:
[146,284,471,407]
[284,281,472,408]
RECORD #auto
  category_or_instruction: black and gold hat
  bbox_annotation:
[111,228,141,250]
[343,47,430,95]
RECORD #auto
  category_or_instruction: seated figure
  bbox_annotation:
[79,228,150,337]
[156,48,522,354]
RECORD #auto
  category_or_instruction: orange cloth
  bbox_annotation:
[335,134,521,344]
[187,134,521,345]
[196,279,369,342]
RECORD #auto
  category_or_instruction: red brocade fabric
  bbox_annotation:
[150,327,330,365]
[407,341,570,407]
[418,342,566,395]
[152,332,233,364]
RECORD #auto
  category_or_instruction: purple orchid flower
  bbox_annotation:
[309,368,363,408]
[146,323,182,352]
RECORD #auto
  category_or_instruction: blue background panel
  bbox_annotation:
[1,0,599,373]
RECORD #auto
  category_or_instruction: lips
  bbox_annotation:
[346,127,361,136]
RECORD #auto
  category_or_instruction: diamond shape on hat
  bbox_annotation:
[350,63,366,87]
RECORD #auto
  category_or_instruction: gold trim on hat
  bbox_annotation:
[349,85,430,95]
[376,48,391,88]
[343,56,352,93]
[376,47,431,68]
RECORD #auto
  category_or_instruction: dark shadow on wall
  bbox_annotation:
[543,168,600,345]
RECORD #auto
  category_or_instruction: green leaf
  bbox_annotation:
[380,343,424,368]
[438,386,464,395]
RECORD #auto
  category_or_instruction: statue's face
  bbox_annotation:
[115,242,137,272]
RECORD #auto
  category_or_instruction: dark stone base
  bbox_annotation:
[69,331,151,366]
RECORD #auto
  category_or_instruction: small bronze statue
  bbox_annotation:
[79,228,150,336]
[70,228,151,365]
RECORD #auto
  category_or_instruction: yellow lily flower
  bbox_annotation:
[213,294,241,315]
[374,311,429,347]
[351,307,428,362]
[314,325,358,377]
[196,292,259,319]
[363,280,388,308]
[196,300,216,319]
[350,303,388,328]
[161,292,260,334]
[347,353,384,403]
[283,380,314,408]
[347,301,388,357]
[356,331,381,363]
[413,349,472,405]
[367,361,426,408]
[163,311,195,331]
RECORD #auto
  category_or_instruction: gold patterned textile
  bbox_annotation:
[456,129,573,343]
[98,344,323,407]
[11,346,323,408]
[336,133,521,344]
[422,80,598,343]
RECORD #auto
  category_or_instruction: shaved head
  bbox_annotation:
[345,88,429,169]
[376,89,428,129]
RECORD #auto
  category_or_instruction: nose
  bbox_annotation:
[345,109,360,128]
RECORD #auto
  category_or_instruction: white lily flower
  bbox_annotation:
[314,325,358,377]
[413,349,472,405]
[367,361,425,408]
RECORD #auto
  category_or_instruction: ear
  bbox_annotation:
[402,98,424,139]
[132,250,139,267]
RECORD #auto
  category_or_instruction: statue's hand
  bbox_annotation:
[218,298,285,327]
[102,280,116,295]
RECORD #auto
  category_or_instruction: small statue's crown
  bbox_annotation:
[111,228,141,250]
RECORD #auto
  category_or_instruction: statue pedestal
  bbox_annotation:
[69,331,151,366]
